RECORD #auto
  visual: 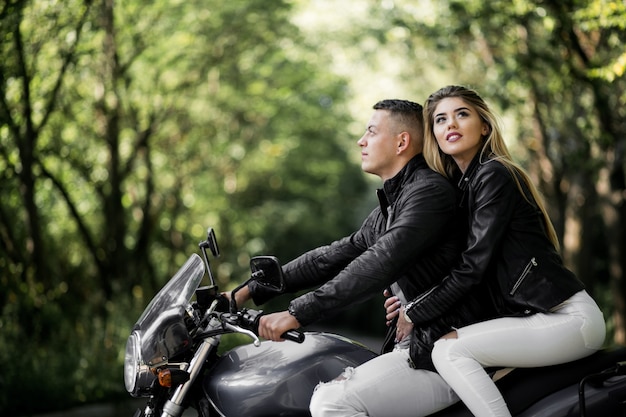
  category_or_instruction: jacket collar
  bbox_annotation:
[377,154,426,217]
[457,152,490,191]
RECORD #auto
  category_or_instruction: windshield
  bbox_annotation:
[134,254,206,366]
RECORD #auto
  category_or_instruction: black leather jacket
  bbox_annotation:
[249,154,493,370]
[405,154,585,325]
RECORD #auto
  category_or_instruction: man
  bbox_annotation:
[235,99,490,416]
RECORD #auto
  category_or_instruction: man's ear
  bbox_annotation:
[397,132,410,154]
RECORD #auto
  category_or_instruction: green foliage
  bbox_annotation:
[0,0,367,413]
[2,0,625,414]
[360,0,626,344]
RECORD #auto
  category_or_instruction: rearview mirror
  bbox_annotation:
[249,256,284,292]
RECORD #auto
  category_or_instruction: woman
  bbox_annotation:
[399,85,606,417]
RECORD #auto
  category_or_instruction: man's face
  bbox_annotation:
[357,109,401,181]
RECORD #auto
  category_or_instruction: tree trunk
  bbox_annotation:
[597,164,626,345]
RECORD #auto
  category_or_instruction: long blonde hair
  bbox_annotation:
[422,85,560,250]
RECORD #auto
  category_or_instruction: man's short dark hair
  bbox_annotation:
[373,99,423,135]
[373,99,422,114]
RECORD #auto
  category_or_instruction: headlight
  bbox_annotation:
[124,331,156,397]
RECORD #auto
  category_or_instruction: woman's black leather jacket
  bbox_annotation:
[249,154,493,370]
[404,154,585,325]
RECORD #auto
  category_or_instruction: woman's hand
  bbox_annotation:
[383,289,413,342]
[395,306,413,342]
[383,288,401,326]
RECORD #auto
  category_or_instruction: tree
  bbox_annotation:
[0,0,366,412]
[359,0,626,344]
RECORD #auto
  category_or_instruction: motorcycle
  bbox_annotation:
[124,228,626,417]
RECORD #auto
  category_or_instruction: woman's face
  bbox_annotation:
[432,97,489,172]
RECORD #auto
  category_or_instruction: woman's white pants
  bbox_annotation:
[431,290,606,417]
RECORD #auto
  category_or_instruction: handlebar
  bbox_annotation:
[235,308,305,344]
[281,329,305,343]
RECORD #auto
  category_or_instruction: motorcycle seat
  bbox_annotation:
[430,345,626,417]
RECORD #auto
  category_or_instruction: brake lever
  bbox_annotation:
[223,322,261,347]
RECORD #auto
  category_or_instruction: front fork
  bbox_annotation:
[137,337,219,417]
[162,338,219,417]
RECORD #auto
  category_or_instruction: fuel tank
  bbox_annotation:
[202,332,378,417]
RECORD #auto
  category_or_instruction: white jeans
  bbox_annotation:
[431,290,606,417]
[309,347,460,417]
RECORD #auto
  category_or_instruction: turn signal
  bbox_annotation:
[156,368,190,388]
[158,368,172,388]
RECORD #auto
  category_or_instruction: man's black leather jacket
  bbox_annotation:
[249,154,493,370]
[405,155,585,325]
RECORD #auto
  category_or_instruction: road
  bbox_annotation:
[21,399,196,417]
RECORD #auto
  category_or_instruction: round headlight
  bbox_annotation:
[124,331,156,397]
[124,332,141,393]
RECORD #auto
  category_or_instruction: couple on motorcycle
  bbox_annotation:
[231,87,605,417]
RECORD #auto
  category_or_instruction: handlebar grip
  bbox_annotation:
[244,309,305,343]
[281,329,305,343]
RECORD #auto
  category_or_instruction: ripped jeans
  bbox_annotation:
[431,290,606,417]
[309,347,460,417]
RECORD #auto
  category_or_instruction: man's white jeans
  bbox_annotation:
[431,290,606,417]
[309,347,460,417]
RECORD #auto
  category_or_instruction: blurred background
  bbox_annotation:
[1,0,625,415]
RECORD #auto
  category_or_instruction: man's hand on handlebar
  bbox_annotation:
[258,311,301,342]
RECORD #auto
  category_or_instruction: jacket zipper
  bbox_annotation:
[509,257,537,295]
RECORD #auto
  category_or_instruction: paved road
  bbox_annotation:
[26,399,196,417]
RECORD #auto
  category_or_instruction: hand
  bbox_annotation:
[383,288,401,326]
[221,285,251,307]
[395,306,413,343]
[382,289,413,342]
[258,311,301,341]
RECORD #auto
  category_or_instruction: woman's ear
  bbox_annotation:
[482,122,490,137]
